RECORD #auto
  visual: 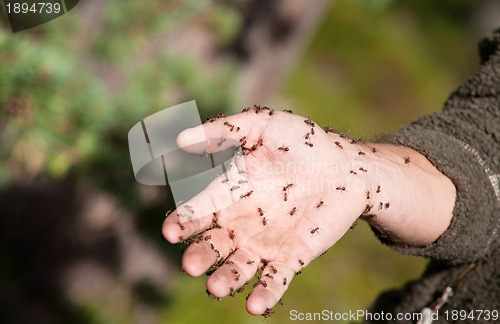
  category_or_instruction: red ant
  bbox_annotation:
[240,190,253,199]
[258,207,264,216]
[311,128,315,135]
[323,126,335,133]
[278,145,290,152]
[359,167,367,172]
[305,141,314,147]
[366,191,371,199]
[247,260,254,265]
[319,250,328,256]
[239,136,246,143]
[230,185,240,191]
[385,202,390,208]
[238,180,248,184]
[283,278,287,285]
[177,222,185,231]
[350,221,358,230]
[404,157,411,164]
[229,230,235,240]
[262,217,267,226]
[283,109,293,114]
[372,147,377,153]
[311,227,319,234]
[204,235,211,241]
[283,183,294,191]
[350,170,357,175]
[316,200,324,208]
[358,151,366,156]
[336,186,346,191]
[269,110,275,116]
[335,141,343,149]
[304,119,315,127]
[270,265,277,274]
[284,192,288,201]
[242,107,250,112]
[226,260,234,265]
[364,205,373,213]
[217,113,226,118]
[298,259,305,266]
[379,202,383,210]
[376,185,381,193]
[304,133,310,140]
[289,207,297,215]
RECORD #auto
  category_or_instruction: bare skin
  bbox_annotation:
[162,108,456,316]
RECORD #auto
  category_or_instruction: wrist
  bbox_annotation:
[360,143,456,246]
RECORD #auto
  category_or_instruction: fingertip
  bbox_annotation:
[206,271,230,298]
[177,126,206,150]
[246,293,269,316]
[182,244,211,277]
[162,220,182,244]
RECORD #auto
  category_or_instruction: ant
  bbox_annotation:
[238,179,248,184]
[226,260,234,265]
[311,227,319,234]
[278,145,290,152]
[284,192,288,201]
[217,113,226,118]
[311,128,315,135]
[305,141,314,147]
[379,202,384,210]
[359,167,367,172]
[298,259,305,266]
[229,230,235,240]
[304,133,310,140]
[289,207,297,215]
[283,109,293,114]
[283,278,287,286]
[323,126,335,133]
[206,115,213,121]
[247,260,254,265]
[404,157,411,164]
[269,110,275,116]
[217,138,226,146]
[336,186,346,191]
[239,136,246,143]
[364,205,373,213]
[229,287,235,297]
[376,185,381,193]
[177,222,185,231]
[242,107,250,112]
[316,200,324,208]
[335,141,343,149]
[270,265,277,274]
[230,185,240,191]
[372,147,377,153]
[350,221,358,230]
[350,170,357,175]
[264,273,273,279]
[204,235,211,241]
[235,274,240,281]
[261,280,268,288]
[366,191,371,199]
[262,308,274,318]
[358,151,366,156]
[385,202,390,208]
[295,271,302,276]
[240,190,254,199]
[319,250,328,256]
[258,207,264,216]
[283,183,294,191]
[262,217,267,226]
[236,287,245,293]
[304,119,315,127]
[231,269,238,274]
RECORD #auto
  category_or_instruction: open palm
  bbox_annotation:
[163,108,373,315]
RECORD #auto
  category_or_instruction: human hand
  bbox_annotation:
[162,107,455,316]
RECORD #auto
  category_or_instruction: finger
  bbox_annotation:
[162,156,251,243]
[177,110,276,154]
[246,262,296,316]
[206,248,259,298]
[181,227,234,277]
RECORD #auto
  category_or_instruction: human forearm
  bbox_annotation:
[359,143,456,246]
